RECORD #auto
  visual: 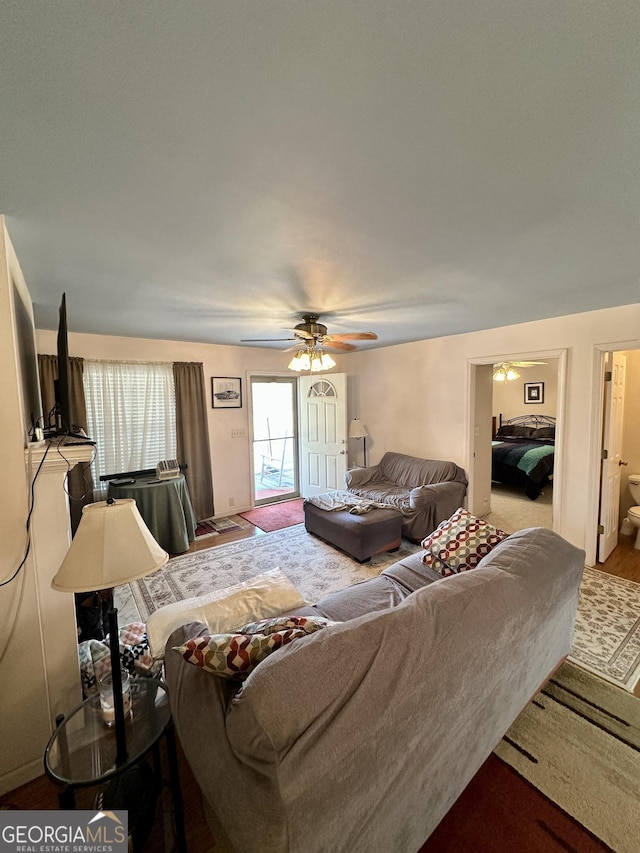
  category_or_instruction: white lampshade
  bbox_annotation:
[52,499,169,593]
[348,418,368,439]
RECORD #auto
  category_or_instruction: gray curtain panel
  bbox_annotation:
[173,362,215,521]
[37,354,95,533]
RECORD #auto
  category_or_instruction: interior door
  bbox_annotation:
[299,373,347,498]
[598,352,627,562]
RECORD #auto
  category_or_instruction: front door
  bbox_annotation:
[299,373,347,497]
[598,352,627,562]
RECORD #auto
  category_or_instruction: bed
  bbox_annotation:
[491,414,555,500]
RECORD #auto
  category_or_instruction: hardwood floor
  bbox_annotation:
[596,532,640,583]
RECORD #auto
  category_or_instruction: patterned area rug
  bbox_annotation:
[570,566,640,692]
[495,661,640,853]
[121,524,421,623]
[195,516,243,539]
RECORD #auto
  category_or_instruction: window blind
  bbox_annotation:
[84,360,177,490]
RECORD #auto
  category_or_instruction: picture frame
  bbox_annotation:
[212,377,242,409]
[524,381,544,404]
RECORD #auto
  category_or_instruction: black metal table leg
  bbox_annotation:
[164,721,187,853]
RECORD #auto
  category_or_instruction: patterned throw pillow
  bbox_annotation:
[174,616,333,680]
[421,508,508,576]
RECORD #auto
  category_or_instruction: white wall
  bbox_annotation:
[36,329,346,515]
[344,305,640,561]
[492,360,559,422]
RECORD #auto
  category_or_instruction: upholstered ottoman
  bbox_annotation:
[304,501,403,562]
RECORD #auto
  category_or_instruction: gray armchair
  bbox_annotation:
[345,451,468,542]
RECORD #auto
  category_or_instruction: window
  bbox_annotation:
[84,361,176,490]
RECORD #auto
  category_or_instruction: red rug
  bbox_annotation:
[419,754,609,852]
[239,499,305,533]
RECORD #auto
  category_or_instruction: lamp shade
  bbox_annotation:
[348,419,368,439]
[52,499,169,593]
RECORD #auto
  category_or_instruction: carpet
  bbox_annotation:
[239,498,305,532]
[194,516,243,539]
[494,661,640,853]
[124,523,421,622]
[570,566,640,692]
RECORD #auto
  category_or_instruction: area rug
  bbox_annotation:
[125,523,421,622]
[494,661,640,853]
[194,516,243,539]
[569,566,640,692]
[239,498,305,532]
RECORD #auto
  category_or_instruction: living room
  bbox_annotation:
[1,2,640,850]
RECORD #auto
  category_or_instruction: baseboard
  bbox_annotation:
[0,756,46,798]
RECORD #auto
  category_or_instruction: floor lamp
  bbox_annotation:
[348,418,368,467]
[52,498,168,765]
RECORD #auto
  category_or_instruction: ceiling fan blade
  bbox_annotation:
[326,332,378,341]
[511,361,548,366]
[322,340,357,352]
[240,337,297,342]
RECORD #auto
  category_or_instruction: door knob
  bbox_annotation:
[339,450,346,455]
[620,460,628,466]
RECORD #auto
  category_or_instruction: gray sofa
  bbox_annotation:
[344,451,468,541]
[164,527,584,853]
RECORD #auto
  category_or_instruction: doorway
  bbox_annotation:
[468,350,566,533]
[596,347,640,565]
[250,375,299,505]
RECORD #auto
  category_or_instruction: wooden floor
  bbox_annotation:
[3,516,640,850]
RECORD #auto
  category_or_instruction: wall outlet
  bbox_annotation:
[229,497,235,507]
[231,428,246,438]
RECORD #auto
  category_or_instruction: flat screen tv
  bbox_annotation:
[55,293,72,434]
[54,293,94,443]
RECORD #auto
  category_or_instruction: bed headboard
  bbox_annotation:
[495,414,556,441]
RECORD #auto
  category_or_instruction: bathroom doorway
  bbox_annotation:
[596,348,640,564]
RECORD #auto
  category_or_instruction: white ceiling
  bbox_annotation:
[1,1,639,351]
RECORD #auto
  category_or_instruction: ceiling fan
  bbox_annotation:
[241,314,378,352]
[492,360,547,381]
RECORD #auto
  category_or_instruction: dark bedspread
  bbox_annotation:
[491,439,555,500]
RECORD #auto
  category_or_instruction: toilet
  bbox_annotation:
[627,474,640,549]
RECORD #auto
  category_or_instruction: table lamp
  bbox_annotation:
[52,498,169,764]
[348,418,369,466]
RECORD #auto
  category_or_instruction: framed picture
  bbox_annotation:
[524,381,544,404]
[212,377,242,408]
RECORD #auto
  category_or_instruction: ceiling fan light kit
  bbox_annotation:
[492,359,548,381]
[288,346,336,373]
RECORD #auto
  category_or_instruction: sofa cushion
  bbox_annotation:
[173,615,332,680]
[421,508,508,576]
[147,567,307,658]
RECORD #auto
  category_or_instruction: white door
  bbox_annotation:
[468,364,494,518]
[598,352,627,562]
[299,373,347,498]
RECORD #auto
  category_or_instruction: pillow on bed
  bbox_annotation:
[421,508,508,576]
[495,424,535,439]
[147,568,308,658]
[530,426,555,441]
[173,616,333,680]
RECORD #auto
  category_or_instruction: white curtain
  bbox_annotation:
[84,361,176,494]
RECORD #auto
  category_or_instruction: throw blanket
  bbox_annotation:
[305,490,396,515]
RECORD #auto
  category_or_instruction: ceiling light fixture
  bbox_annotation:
[288,345,336,373]
[492,363,520,382]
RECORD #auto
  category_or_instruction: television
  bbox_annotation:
[53,293,94,444]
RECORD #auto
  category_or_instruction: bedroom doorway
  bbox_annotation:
[467,351,566,534]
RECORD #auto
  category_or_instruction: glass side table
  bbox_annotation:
[44,678,186,852]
